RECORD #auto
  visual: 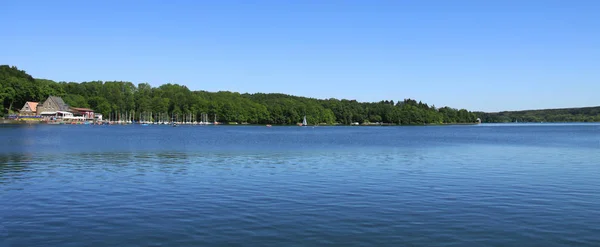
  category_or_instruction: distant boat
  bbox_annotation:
[266,124,272,127]
[301,116,307,126]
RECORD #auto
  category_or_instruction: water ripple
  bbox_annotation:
[1,125,600,246]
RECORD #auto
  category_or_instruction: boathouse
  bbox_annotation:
[37,96,71,115]
[19,101,39,116]
[36,96,72,121]
[70,107,95,120]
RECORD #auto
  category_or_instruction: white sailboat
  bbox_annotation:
[301,115,307,126]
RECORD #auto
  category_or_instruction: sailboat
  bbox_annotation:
[299,115,307,126]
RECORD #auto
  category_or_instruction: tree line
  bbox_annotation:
[1,65,479,124]
[475,107,600,123]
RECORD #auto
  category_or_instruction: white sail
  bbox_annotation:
[302,116,307,126]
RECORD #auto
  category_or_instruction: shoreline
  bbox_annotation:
[2,121,598,126]
[0,120,479,126]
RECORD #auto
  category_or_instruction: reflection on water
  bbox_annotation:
[0,153,35,183]
[1,125,600,246]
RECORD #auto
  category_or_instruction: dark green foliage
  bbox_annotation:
[1,65,479,124]
[0,65,54,115]
[476,107,600,123]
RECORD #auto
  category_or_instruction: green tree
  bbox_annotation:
[1,64,497,124]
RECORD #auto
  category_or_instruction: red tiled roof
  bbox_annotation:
[70,107,94,112]
[26,102,38,112]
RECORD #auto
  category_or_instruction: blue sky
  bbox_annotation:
[2,0,599,112]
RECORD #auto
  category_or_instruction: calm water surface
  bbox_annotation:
[1,124,600,246]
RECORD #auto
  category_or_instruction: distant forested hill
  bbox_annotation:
[476,107,600,123]
[1,64,477,124]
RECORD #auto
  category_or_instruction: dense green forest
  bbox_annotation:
[476,107,600,123]
[1,65,480,124]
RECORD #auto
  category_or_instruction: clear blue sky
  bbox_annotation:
[2,0,599,112]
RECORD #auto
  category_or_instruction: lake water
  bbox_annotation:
[1,124,600,246]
